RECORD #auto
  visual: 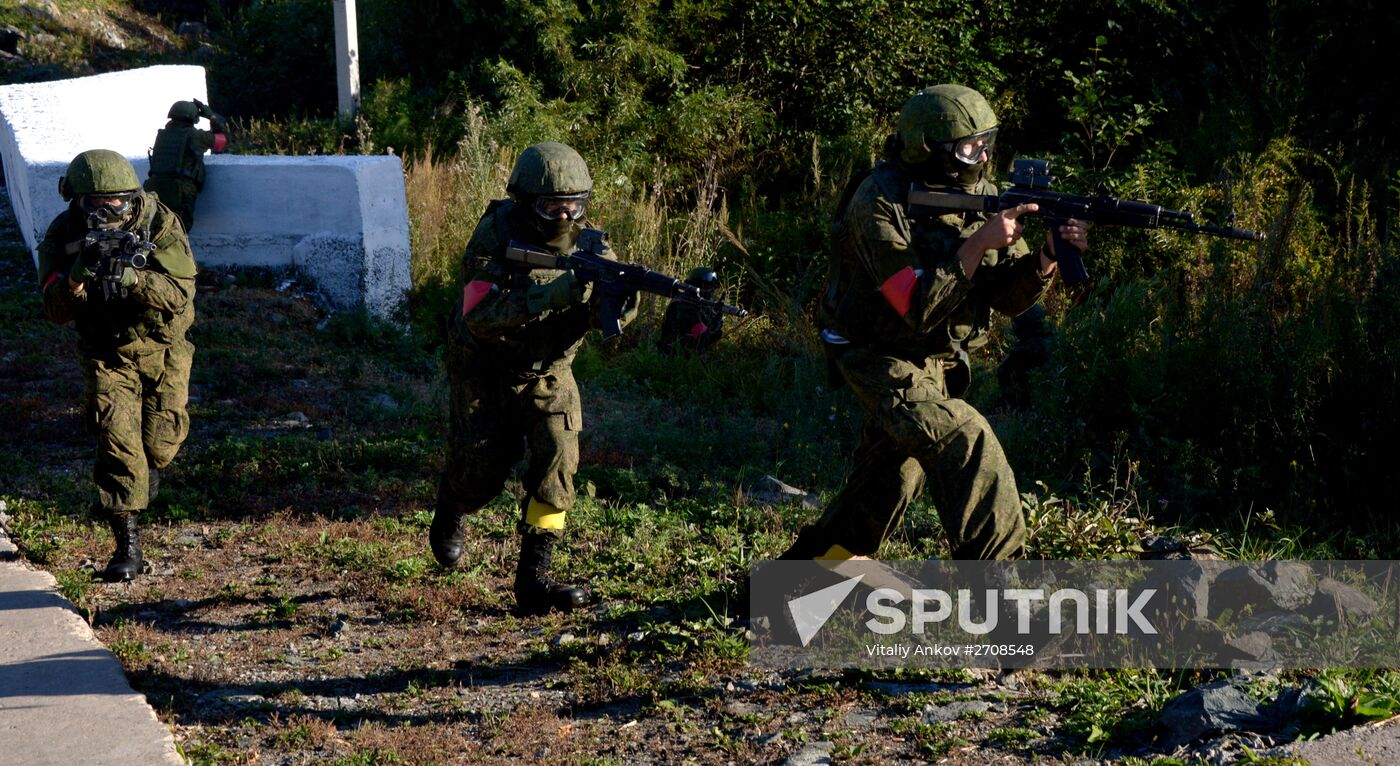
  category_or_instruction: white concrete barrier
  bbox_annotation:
[0,65,410,318]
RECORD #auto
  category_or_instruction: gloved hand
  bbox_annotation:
[526,271,585,313]
[70,247,101,284]
[118,266,139,290]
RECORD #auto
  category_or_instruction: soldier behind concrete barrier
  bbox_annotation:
[143,98,229,232]
[657,267,726,355]
[37,149,197,582]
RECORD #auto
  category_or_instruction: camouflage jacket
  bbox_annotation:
[148,123,218,190]
[822,161,1051,360]
[450,199,633,371]
[37,193,197,356]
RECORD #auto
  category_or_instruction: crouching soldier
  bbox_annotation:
[38,149,197,582]
[657,267,727,355]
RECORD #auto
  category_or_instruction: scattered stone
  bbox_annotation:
[744,475,818,508]
[327,618,349,638]
[922,699,994,724]
[1157,680,1272,748]
[1210,561,1315,618]
[751,731,782,746]
[551,632,576,647]
[782,740,833,766]
[19,1,61,24]
[724,701,760,717]
[1308,577,1380,621]
[1222,630,1277,664]
[839,709,879,729]
[287,411,310,424]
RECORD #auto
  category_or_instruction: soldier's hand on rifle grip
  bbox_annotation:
[70,247,100,285]
[1043,218,1089,276]
[958,202,1039,278]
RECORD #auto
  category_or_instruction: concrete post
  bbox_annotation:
[333,0,361,119]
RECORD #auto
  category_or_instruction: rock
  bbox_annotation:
[839,709,880,729]
[1222,630,1278,664]
[1157,680,1272,748]
[1210,561,1315,618]
[745,475,815,507]
[1308,577,1379,622]
[19,2,61,24]
[922,700,993,724]
[551,632,577,647]
[724,701,760,717]
[782,741,833,766]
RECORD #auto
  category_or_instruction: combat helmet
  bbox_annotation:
[685,267,720,296]
[897,84,999,167]
[168,100,200,123]
[58,149,141,226]
[507,142,593,223]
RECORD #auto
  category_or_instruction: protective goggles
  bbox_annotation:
[80,192,136,224]
[532,193,590,222]
[943,128,997,165]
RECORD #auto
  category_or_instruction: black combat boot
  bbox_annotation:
[101,514,143,582]
[513,530,589,616]
[777,526,830,560]
[429,479,469,568]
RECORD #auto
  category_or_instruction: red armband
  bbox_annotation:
[42,272,64,291]
[688,321,708,339]
[879,266,919,317]
[213,133,228,153]
[461,280,495,316]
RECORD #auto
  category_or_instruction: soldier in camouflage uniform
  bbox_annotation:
[143,99,229,232]
[780,85,1089,562]
[657,267,725,355]
[38,150,198,582]
[430,142,636,616]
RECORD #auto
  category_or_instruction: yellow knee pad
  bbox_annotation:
[815,544,857,561]
[524,497,567,531]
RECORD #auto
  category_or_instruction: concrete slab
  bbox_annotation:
[0,522,185,765]
[0,65,411,318]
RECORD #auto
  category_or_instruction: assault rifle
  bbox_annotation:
[505,229,748,339]
[83,229,155,300]
[908,158,1265,286]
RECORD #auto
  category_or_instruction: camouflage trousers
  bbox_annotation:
[438,345,583,536]
[81,337,194,516]
[143,176,198,232]
[795,345,1026,560]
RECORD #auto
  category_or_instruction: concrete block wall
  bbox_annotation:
[0,65,410,318]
